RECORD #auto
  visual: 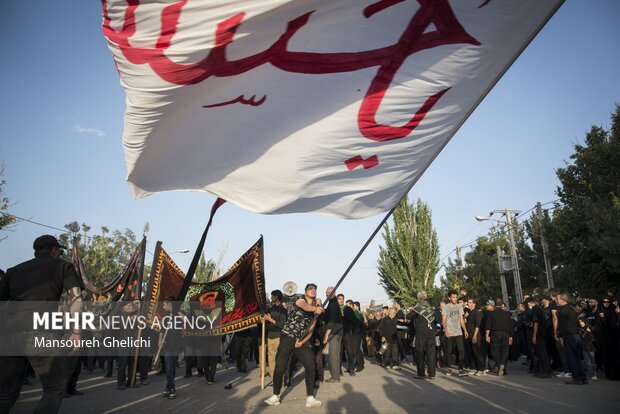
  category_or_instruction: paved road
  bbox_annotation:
[12,356,620,413]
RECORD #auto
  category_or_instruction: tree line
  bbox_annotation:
[378,104,620,307]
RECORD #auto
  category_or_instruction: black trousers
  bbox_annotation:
[490,331,510,368]
[470,336,485,371]
[138,355,150,380]
[235,335,251,371]
[314,344,325,382]
[66,356,81,392]
[533,334,551,373]
[352,334,364,369]
[382,341,399,367]
[273,335,316,397]
[198,356,218,382]
[444,335,465,370]
[415,335,436,377]
[342,333,357,372]
[117,355,135,385]
[0,356,67,414]
[397,330,407,360]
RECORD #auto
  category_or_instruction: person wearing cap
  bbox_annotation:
[0,234,83,414]
[264,283,324,408]
[479,299,495,372]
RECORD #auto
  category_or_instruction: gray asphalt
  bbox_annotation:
[12,356,620,413]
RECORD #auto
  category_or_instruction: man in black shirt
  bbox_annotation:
[485,298,513,376]
[556,293,587,384]
[342,299,358,375]
[529,297,552,378]
[408,291,436,379]
[466,298,485,375]
[0,235,83,414]
[352,301,365,372]
[323,288,343,383]
[262,290,288,380]
[379,308,399,369]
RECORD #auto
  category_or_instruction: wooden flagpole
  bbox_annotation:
[260,319,266,389]
[129,236,148,388]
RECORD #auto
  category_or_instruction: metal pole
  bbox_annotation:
[496,245,510,310]
[536,202,555,289]
[505,209,523,304]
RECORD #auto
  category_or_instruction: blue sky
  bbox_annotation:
[1,1,619,305]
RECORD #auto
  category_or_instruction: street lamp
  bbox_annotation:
[475,209,523,306]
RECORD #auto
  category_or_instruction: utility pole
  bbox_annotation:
[504,209,523,304]
[456,245,463,270]
[536,202,555,289]
[496,245,510,310]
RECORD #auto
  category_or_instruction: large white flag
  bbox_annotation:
[103,0,563,219]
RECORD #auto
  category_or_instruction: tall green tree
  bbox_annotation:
[377,196,440,305]
[194,252,217,282]
[548,104,620,294]
[59,223,140,288]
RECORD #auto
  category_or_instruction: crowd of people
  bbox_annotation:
[1,234,620,413]
[258,284,620,407]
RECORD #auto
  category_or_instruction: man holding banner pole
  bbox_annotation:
[265,283,324,408]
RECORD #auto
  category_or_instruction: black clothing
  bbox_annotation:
[487,307,512,370]
[557,304,578,338]
[367,318,379,337]
[273,335,316,396]
[342,306,358,371]
[324,298,343,336]
[162,319,184,353]
[281,300,314,341]
[0,252,81,414]
[234,329,251,371]
[487,307,513,334]
[531,305,551,373]
[407,303,436,377]
[379,317,398,343]
[444,335,465,370]
[342,306,357,335]
[490,331,510,368]
[468,308,485,371]
[532,305,548,338]
[266,303,287,339]
[407,304,435,341]
[1,253,80,301]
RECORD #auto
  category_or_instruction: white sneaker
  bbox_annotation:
[563,373,572,379]
[590,375,598,381]
[305,396,322,408]
[265,395,280,406]
[556,371,566,378]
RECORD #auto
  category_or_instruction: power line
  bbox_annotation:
[1,212,66,233]
[439,199,559,263]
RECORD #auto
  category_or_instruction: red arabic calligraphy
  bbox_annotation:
[221,302,260,325]
[103,0,479,164]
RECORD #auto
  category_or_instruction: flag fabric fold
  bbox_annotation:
[103,0,564,218]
